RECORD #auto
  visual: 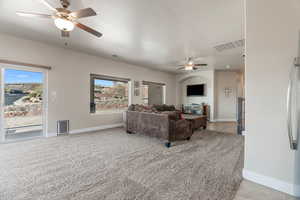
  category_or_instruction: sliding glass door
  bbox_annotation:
[0,66,46,142]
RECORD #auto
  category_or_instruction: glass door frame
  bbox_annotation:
[0,64,48,143]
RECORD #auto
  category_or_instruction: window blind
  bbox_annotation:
[142,81,166,86]
[0,59,51,70]
[90,74,130,82]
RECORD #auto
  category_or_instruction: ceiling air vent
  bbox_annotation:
[214,39,245,52]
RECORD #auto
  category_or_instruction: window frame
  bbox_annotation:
[90,74,131,114]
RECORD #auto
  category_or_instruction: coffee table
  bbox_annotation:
[183,114,207,132]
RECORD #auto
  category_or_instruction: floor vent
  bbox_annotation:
[57,120,69,135]
[214,39,245,52]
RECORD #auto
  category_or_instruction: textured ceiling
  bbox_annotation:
[0,0,244,73]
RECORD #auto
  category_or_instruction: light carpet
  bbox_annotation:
[0,128,244,200]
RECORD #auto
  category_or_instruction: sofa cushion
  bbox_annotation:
[128,104,176,113]
[128,104,135,111]
[153,104,176,112]
[128,104,158,113]
[166,105,176,111]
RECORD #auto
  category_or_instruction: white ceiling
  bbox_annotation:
[0,0,244,73]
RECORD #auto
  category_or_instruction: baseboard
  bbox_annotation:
[46,123,124,137]
[214,118,237,122]
[243,169,300,197]
[69,123,124,135]
[46,132,57,137]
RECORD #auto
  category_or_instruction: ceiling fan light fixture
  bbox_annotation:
[54,18,74,31]
[185,65,193,71]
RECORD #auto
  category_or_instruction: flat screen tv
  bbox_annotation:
[187,84,205,96]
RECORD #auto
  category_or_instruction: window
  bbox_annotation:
[141,81,166,105]
[141,84,149,105]
[90,74,130,113]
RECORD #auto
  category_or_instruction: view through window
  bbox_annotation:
[90,75,129,113]
[4,68,43,140]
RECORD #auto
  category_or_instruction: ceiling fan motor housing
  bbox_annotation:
[60,0,70,8]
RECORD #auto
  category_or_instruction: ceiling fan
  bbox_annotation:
[16,0,102,38]
[177,57,208,71]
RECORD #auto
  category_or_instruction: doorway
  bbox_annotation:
[0,66,46,142]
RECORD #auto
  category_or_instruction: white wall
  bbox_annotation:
[0,34,176,135]
[215,71,241,121]
[245,0,300,196]
[176,70,215,120]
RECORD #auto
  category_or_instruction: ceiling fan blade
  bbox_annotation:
[39,0,57,12]
[194,64,208,66]
[16,11,53,19]
[75,22,103,37]
[177,67,185,70]
[194,57,204,61]
[70,8,96,18]
[61,31,70,37]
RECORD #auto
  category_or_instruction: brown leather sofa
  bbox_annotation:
[126,105,193,147]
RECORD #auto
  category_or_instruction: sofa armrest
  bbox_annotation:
[169,119,192,141]
[175,119,190,129]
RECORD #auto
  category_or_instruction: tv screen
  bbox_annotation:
[187,84,205,96]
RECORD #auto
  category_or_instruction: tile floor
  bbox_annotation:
[234,180,299,200]
[207,121,237,134]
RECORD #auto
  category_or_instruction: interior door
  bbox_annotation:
[0,66,45,142]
